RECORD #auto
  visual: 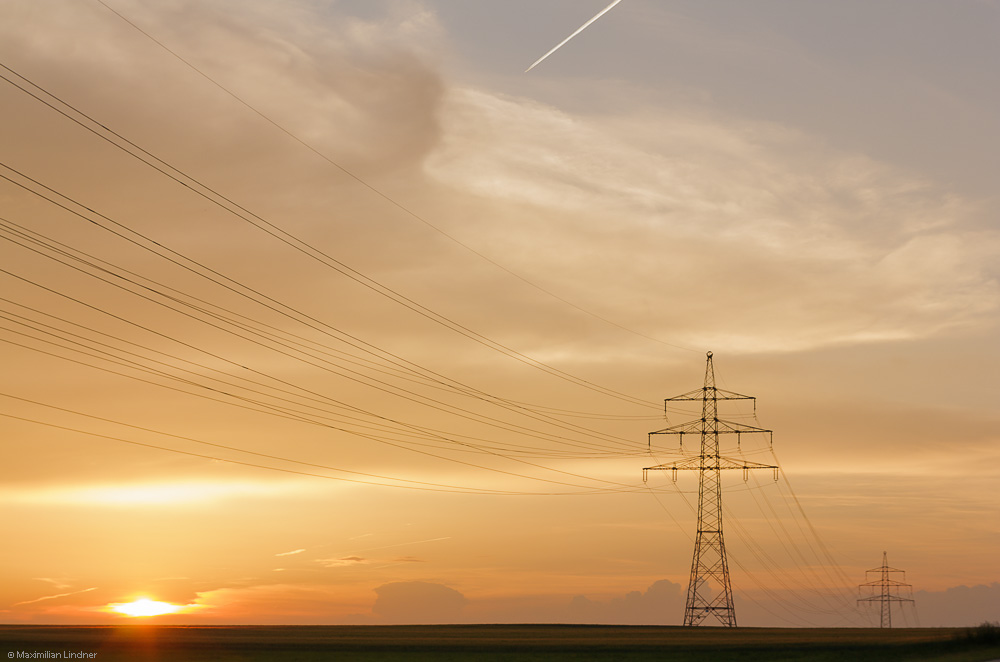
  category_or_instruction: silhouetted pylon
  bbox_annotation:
[857,551,914,628]
[643,351,777,627]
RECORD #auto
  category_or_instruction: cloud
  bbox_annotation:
[189,584,372,624]
[914,583,1000,627]
[0,0,449,229]
[0,480,313,507]
[562,580,685,625]
[129,0,446,176]
[372,581,468,624]
[423,86,999,353]
[34,577,73,590]
[729,583,1000,628]
[7,0,993,363]
[318,556,368,568]
[275,548,306,557]
[13,587,97,607]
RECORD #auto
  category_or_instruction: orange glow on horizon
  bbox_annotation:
[108,598,184,617]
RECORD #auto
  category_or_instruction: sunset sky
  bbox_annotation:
[1,0,998,627]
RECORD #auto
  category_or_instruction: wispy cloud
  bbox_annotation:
[424,86,998,353]
[0,480,317,507]
[14,587,97,607]
[318,556,367,568]
[350,537,452,554]
[275,549,306,557]
[34,578,73,590]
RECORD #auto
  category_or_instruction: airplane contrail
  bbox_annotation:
[525,0,624,73]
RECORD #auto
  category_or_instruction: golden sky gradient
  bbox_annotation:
[1,0,998,627]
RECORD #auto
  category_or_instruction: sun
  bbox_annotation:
[108,598,182,617]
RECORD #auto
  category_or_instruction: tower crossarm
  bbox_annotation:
[860,580,913,589]
[866,566,907,575]
[644,456,777,472]
[664,387,757,402]
[649,419,772,436]
[643,455,778,482]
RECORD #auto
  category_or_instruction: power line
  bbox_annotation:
[1,227,653,488]
[0,327,645,494]
[663,462,860,627]
[0,315,650,492]
[0,214,648,457]
[769,451,865,596]
[0,295,641,461]
[739,471,865,622]
[662,476,824,627]
[0,163,661,460]
[0,212,654,435]
[0,210,643,430]
[0,61,662,409]
[0,393,641,496]
[1,58,690,502]
[88,0,696,354]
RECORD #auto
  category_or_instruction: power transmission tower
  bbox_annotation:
[643,351,777,627]
[857,552,914,628]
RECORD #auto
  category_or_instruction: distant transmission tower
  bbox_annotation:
[643,352,777,627]
[858,552,914,628]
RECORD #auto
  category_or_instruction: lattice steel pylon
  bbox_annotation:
[857,552,914,628]
[643,351,777,627]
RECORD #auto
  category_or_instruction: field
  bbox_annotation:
[2,625,999,662]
